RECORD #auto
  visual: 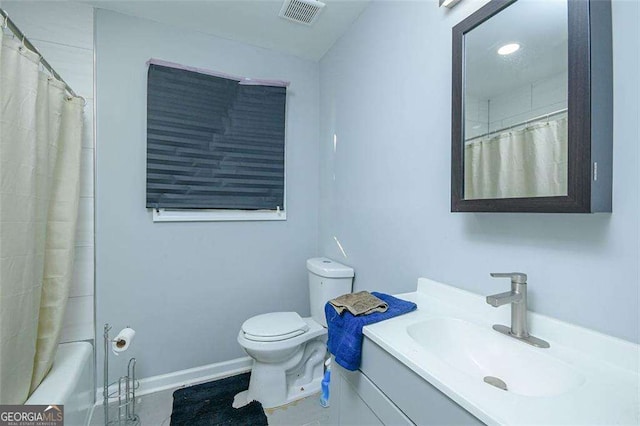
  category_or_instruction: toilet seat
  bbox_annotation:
[242,312,310,342]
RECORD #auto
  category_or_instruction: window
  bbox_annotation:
[146,61,287,221]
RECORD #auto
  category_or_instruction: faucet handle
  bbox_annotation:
[490,272,527,284]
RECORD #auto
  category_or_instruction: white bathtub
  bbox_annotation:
[26,342,94,426]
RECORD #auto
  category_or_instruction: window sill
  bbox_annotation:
[152,209,286,222]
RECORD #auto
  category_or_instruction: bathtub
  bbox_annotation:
[26,342,94,426]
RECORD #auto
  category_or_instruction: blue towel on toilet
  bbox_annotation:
[325,292,417,371]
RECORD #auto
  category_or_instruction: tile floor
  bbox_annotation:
[90,381,332,426]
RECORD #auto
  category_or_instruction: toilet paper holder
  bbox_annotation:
[103,323,140,426]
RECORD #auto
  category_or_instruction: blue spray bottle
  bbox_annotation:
[320,358,331,407]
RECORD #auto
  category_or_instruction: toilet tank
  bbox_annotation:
[307,257,354,327]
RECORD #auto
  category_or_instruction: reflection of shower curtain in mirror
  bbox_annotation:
[464,117,568,200]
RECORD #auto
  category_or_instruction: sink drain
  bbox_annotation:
[484,376,508,391]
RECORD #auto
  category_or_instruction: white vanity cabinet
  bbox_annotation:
[329,337,483,425]
[329,357,412,426]
[338,278,640,425]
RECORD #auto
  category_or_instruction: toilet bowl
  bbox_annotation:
[237,258,354,409]
[237,313,327,408]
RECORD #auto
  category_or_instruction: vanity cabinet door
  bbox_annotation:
[331,360,413,425]
[360,338,483,425]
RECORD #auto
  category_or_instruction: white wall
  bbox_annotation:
[319,0,639,343]
[466,71,567,139]
[1,1,95,343]
[463,94,489,139]
[95,9,320,381]
[487,71,567,132]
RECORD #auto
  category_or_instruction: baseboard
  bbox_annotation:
[95,356,252,404]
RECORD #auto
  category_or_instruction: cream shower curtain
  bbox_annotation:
[464,117,568,200]
[0,32,83,403]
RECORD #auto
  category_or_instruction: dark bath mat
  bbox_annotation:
[170,373,268,426]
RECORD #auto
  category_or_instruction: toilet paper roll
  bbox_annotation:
[112,328,136,356]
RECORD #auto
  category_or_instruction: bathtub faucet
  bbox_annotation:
[486,272,550,349]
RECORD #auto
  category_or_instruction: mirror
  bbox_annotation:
[464,0,567,200]
[451,0,613,213]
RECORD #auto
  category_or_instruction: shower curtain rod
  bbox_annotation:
[466,108,568,142]
[0,8,79,98]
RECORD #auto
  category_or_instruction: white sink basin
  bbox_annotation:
[363,279,640,425]
[406,317,585,397]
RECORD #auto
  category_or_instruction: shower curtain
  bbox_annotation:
[0,32,83,403]
[464,117,568,200]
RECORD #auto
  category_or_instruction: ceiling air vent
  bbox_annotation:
[279,0,326,26]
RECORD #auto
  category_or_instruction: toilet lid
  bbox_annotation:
[242,312,309,342]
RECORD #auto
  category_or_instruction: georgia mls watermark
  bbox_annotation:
[0,405,63,426]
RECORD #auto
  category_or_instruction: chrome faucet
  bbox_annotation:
[486,272,550,348]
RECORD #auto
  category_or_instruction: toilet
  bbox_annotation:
[237,257,354,409]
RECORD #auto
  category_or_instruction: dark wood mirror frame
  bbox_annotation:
[451,0,613,213]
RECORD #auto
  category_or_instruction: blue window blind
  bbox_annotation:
[146,64,286,210]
